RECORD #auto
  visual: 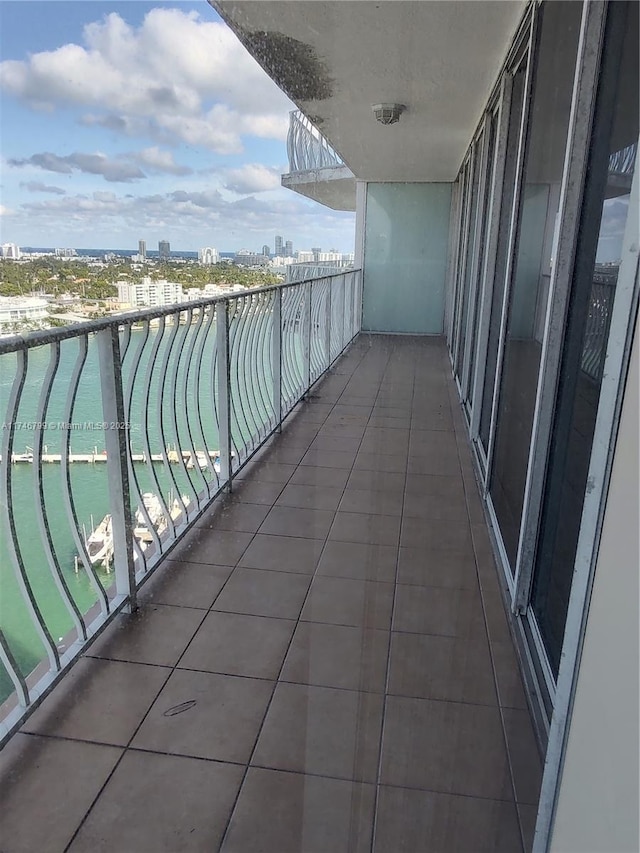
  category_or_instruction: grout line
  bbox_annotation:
[61,351,370,853]
[369,338,411,853]
[446,345,529,853]
[216,335,372,850]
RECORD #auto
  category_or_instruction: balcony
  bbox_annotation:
[281,111,356,211]
[0,284,542,851]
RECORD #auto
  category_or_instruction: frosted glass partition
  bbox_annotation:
[362,183,452,334]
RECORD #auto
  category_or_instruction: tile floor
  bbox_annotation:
[0,335,543,853]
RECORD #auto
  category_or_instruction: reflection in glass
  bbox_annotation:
[456,137,483,375]
[451,162,471,354]
[490,1,582,569]
[467,114,497,408]
[479,66,526,455]
[531,0,638,677]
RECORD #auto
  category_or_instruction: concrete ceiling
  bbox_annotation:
[213,0,526,182]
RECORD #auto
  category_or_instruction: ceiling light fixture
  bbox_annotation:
[372,103,406,125]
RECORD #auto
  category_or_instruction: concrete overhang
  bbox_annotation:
[212,0,526,182]
[281,166,356,211]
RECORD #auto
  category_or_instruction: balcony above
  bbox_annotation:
[282,111,356,211]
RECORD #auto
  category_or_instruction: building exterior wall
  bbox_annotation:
[362,182,451,334]
[548,316,639,853]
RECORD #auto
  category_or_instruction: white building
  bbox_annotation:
[268,255,296,269]
[1,243,21,260]
[116,277,183,308]
[198,247,220,265]
[296,250,315,262]
[0,296,48,326]
[184,283,247,301]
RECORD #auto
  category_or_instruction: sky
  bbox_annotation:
[0,1,355,253]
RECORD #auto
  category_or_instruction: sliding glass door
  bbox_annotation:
[477,60,528,462]
[488,0,583,571]
[529,0,638,678]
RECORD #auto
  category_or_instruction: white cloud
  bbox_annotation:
[0,205,13,216]
[8,147,195,182]
[8,152,145,183]
[0,9,292,153]
[20,181,66,195]
[131,147,192,176]
[225,164,281,194]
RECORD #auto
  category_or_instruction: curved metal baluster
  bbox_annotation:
[34,341,86,641]
[287,285,304,400]
[242,293,263,448]
[211,313,224,471]
[347,271,356,340]
[230,296,250,458]
[331,276,339,361]
[341,274,348,349]
[254,290,274,433]
[318,280,329,374]
[182,307,210,503]
[338,275,345,353]
[120,323,132,363]
[124,321,161,564]
[330,277,339,362]
[195,307,219,494]
[281,287,297,408]
[0,349,61,672]
[310,280,325,381]
[166,309,198,514]
[229,298,251,462]
[292,285,306,400]
[142,317,176,545]
[131,536,146,577]
[244,294,262,446]
[265,290,278,428]
[61,336,110,615]
[154,316,181,540]
[235,296,255,458]
[304,282,313,393]
[0,629,29,707]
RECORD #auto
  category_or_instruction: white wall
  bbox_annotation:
[549,314,639,853]
[362,183,451,334]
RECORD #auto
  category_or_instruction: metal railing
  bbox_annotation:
[286,261,354,284]
[0,270,362,740]
[286,110,345,173]
[581,273,617,382]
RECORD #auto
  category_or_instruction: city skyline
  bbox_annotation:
[0,2,355,252]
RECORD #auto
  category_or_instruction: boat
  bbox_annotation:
[134,492,190,551]
[84,514,114,569]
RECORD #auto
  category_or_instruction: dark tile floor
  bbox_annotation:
[0,335,542,853]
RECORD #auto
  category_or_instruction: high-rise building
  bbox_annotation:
[285,240,293,257]
[275,235,283,257]
[312,247,321,262]
[1,243,21,260]
[198,247,219,265]
[138,240,146,261]
[117,277,182,307]
[234,249,268,267]
[158,240,170,261]
[262,245,271,258]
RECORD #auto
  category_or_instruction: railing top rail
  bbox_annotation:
[0,270,361,355]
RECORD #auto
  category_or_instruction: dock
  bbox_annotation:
[1,449,222,465]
